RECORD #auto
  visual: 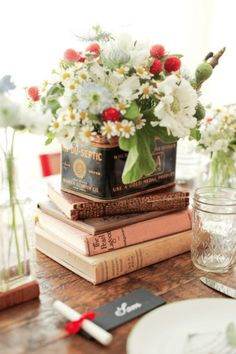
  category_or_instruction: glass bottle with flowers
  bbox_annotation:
[0,75,49,291]
[197,105,236,187]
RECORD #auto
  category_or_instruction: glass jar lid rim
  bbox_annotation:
[193,186,236,207]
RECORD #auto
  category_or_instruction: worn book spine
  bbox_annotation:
[72,195,189,219]
[36,228,191,284]
[86,209,191,255]
[37,209,192,256]
[95,231,191,284]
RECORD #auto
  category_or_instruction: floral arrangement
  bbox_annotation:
[0,75,48,288]
[28,26,224,184]
[197,104,236,186]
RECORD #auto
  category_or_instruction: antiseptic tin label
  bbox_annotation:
[61,140,176,201]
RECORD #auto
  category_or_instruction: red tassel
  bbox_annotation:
[65,311,96,335]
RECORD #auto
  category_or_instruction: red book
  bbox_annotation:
[36,208,192,256]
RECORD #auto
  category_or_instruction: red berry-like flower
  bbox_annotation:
[102,108,121,122]
[164,56,181,73]
[63,48,80,62]
[86,43,100,56]
[77,52,85,62]
[150,59,163,75]
[28,86,40,101]
[150,44,165,58]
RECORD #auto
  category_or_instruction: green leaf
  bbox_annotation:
[47,99,61,115]
[45,137,53,145]
[46,84,64,98]
[226,322,236,347]
[121,128,156,184]
[190,127,201,141]
[152,126,177,143]
[119,135,137,151]
[124,101,140,119]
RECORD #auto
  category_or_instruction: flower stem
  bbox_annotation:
[6,130,23,275]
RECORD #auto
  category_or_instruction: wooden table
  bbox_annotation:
[1,250,236,354]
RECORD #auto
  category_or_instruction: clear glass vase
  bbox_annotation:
[208,150,236,187]
[0,128,35,292]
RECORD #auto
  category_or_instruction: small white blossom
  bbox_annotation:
[120,119,136,138]
[77,82,113,114]
[139,83,154,99]
[101,121,117,139]
[79,125,96,142]
[135,117,146,130]
[153,75,198,138]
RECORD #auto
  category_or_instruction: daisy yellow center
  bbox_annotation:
[137,67,145,75]
[63,73,70,80]
[84,130,92,138]
[62,114,67,122]
[80,73,87,80]
[119,103,126,110]
[143,87,150,94]
[216,108,221,112]
[80,112,87,120]
[123,125,131,133]
[75,79,80,84]
[53,121,59,128]
[70,113,76,120]
[105,126,112,133]
[117,67,125,75]
[69,84,76,90]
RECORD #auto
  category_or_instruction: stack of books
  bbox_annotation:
[35,178,192,284]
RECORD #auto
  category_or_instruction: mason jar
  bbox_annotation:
[191,187,236,272]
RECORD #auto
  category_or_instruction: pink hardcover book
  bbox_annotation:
[37,209,192,256]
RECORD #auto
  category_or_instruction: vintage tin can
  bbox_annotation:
[61,137,177,202]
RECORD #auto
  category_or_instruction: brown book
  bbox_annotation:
[36,226,192,284]
[36,208,192,256]
[37,200,182,235]
[48,178,189,220]
[0,280,40,311]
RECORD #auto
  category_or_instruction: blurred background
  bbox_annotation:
[0,0,235,186]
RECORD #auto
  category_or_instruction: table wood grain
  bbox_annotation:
[1,250,236,354]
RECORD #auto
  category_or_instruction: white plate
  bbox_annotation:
[126,298,236,354]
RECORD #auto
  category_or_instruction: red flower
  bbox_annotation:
[164,57,181,73]
[150,44,165,58]
[150,59,163,75]
[102,107,121,122]
[28,86,40,101]
[76,51,86,62]
[86,43,100,56]
[63,48,80,62]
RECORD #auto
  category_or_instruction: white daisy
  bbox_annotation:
[120,119,136,138]
[114,66,129,77]
[114,121,123,136]
[135,116,146,130]
[135,66,151,80]
[56,126,75,148]
[116,101,129,115]
[139,83,154,99]
[79,125,96,142]
[101,121,117,139]
[49,119,63,133]
[152,75,198,138]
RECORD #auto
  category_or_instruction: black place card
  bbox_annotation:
[93,288,166,331]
